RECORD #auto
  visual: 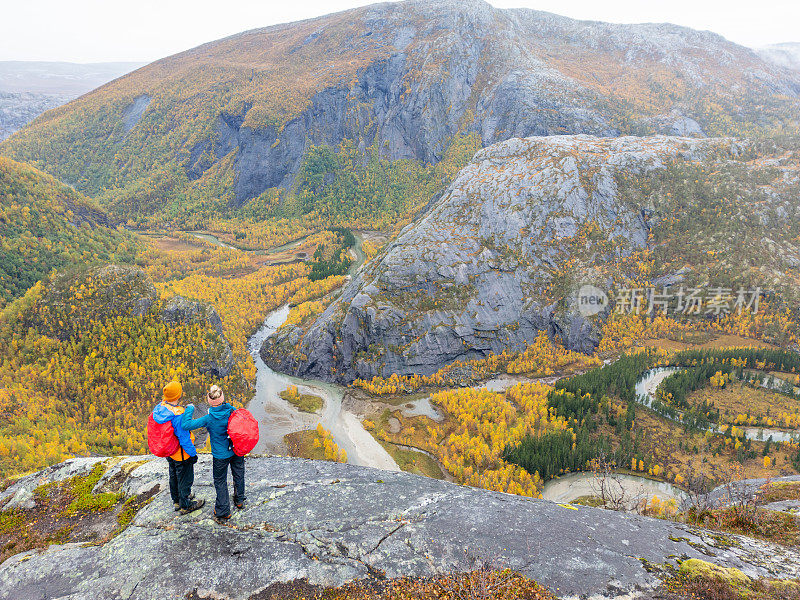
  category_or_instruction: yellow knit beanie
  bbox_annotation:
[163,380,183,403]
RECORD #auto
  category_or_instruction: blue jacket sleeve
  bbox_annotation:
[170,413,197,457]
[181,404,208,432]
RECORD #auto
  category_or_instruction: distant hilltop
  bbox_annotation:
[0,61,143,140]
[757,43,800,72]
[2,0,799,221]
[0,61,145,95]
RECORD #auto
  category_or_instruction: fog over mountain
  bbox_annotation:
[757,42,800,71]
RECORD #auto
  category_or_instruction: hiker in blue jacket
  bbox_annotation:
[152,380,205,515]
[182,385,245,523]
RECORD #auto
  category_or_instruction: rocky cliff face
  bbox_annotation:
[1,456,798,600]
[3,0,799,210]
[262,135,733,382]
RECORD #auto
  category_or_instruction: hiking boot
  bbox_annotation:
[234,498,244,510]
[179,499,205,515]
[213,511,231,524]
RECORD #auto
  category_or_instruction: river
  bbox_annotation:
[190,230,362,262]
[232,224,396,470]
[541,471,686,507]
[189,231,238,250]
[635,368,800,443]
[246,304,399,470]
[194,227,798,485]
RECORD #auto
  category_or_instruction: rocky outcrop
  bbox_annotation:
[186,2,619,205]
[2,456,799,599]
[182,1,800,205]
[705,476,800,509]
[121,94,151,134]
[29,265,235,376]
[32,265,159,340]
[0,92,70,141]
[161,295,235,377]
[263,135,729,382]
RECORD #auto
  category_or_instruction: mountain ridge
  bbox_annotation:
[0,156,137,306]
[0,61,143,141]
[2,0,799,228]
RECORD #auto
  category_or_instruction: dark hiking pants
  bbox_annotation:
[212,454,245,518]
[167,455,197,509]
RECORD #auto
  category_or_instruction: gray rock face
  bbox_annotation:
[121,94,151,134]
[0,457,108,510]
[263,135,726,383]
[705,475,800,508]
[197,0,800,205]
[198,9,618,206]
[10,0,798,208]
[2,456,799,600]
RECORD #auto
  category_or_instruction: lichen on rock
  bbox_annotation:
[2,456,799,599]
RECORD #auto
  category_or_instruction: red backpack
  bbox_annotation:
[147,414,181,457]
[227,409,259,456]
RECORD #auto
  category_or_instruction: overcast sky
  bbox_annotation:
[1,0,798,63]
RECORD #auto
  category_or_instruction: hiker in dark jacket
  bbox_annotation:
[152,380,205,514]
[182,385,245,523]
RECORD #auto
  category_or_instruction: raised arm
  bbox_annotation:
[181,404,208,431]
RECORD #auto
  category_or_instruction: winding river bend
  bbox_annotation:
[635,368,800,443]
[234,230,399,471]
[246,304,399,470]
[191,228,798,498]
[191,226,395,468]
[541,472,686,506]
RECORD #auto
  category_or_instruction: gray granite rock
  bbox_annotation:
[0,457,106,510]
[763,500,800,514]
[264,135,729,383]
[705,475,800,508]
[2,456,799,599]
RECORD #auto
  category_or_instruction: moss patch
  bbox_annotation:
[0,461,153,562]
[679,559,750,587]
[377,440,444,480]
[657,560,800,600]
[570,495,605,507]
